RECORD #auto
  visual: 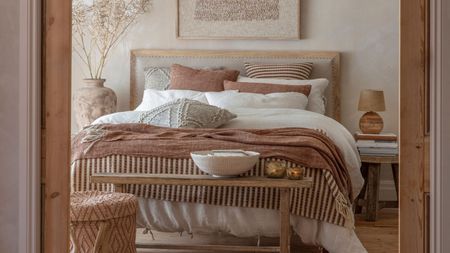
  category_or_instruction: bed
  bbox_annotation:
[71,50,366,253]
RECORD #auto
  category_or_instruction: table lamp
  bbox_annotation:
[358,89,386,134]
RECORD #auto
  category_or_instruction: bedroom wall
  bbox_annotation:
[0,0,20,252]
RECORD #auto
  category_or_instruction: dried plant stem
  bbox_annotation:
[72,0,151,79]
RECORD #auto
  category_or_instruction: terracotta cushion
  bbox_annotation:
[169,64,240,92]
[224,80,312,96]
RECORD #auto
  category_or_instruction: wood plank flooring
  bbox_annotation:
[355,208,399,253]
[137,209,399,253]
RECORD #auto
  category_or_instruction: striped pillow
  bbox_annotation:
[244,62,313,80]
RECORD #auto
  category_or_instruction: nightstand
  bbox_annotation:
[354,155,399,221]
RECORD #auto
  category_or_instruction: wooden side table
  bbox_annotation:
[354,155,399,221]
[91,173,313,253]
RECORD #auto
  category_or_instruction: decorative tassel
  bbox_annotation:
[80,125,107,154]
[335,192,355,229]
[142,227,155,240]
[314,128,328,136]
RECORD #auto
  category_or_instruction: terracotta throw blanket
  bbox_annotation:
[71,124,354,228]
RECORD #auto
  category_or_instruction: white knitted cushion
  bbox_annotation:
[139,98,236,128]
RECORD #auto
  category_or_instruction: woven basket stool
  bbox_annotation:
[70,191,138,253]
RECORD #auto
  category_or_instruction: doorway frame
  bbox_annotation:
[41,0,72,252]
[40,1,431,252]
[399,0,430,252]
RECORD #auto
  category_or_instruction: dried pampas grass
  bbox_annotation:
[73,0,152,79]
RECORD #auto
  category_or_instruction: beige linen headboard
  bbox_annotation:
[130,50,341,121]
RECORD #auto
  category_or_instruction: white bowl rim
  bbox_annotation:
[191,150,260,157]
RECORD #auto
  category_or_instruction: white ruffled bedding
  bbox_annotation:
[93,108,366,253]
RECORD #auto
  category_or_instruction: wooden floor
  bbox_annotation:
[137,209,398,253]
[355,208,399,253]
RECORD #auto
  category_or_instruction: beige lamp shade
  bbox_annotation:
[358,89,386,112]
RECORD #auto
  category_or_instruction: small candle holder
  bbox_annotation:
[265,161,286,178]
[286,167,304,180]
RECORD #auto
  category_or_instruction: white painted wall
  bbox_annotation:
[72,0,400,135]
[0,0,20,252]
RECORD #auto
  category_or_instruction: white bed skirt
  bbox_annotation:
[136,198,367,253]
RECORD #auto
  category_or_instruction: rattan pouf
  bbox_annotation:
[70,191,138,253]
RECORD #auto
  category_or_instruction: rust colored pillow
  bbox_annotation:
[224,80,312,96]
[169,64,240,92]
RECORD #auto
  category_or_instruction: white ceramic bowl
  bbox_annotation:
[190,150,260,177]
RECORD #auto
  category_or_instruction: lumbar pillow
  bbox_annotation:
[205,91,309,110]
[144,67,171,90]
[237,76,329,114]
[224,80,312,96]
[134,89,209,111]
[244,62,313,80]
[139,98,236,128]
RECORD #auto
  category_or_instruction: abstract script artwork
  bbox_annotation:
[177,0,300,39]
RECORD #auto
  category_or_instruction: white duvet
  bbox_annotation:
[93,108,366,253]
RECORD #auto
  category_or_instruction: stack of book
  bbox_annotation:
[354,132,398,156]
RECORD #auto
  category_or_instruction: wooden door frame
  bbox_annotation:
[42,0,72,252]
[399,0,430,253]
[41,1,430,253]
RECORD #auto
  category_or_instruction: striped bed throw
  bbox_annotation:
[71,156,353,228]
[244,62,313,80]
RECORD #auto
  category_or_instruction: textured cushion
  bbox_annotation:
[70,191,137,222]
[135,89,209,111]
[224,80,312,96]
[237,76,329,114]
[144,67,171,90]
[169,64,240,92]
[205,91,309,110]
[139,98,236,128]
[244,62,313,80]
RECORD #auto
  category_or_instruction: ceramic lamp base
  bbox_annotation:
[359,111,384,134]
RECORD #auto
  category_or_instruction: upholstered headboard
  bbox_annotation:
[130,50,341,121]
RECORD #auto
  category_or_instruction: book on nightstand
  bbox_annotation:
[354,132,398,156]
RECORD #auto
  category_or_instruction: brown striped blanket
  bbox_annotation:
[71,124,355,228]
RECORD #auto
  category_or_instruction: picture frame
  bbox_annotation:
[176,0,301,40]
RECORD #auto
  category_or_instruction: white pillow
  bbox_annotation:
[135,89,209,111]
[205,91,308,110]
[237,76,329,114]
[92,111,142,125]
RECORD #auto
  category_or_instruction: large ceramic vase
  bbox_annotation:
[74,79,117,130]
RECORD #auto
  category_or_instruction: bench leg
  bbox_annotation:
[366,163,381,221]
[280,188,291,253]
[94,222,112,253]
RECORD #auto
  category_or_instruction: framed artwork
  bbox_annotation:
[176,0,300,40]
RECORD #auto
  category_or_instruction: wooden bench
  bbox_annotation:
[90,173,313,253]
